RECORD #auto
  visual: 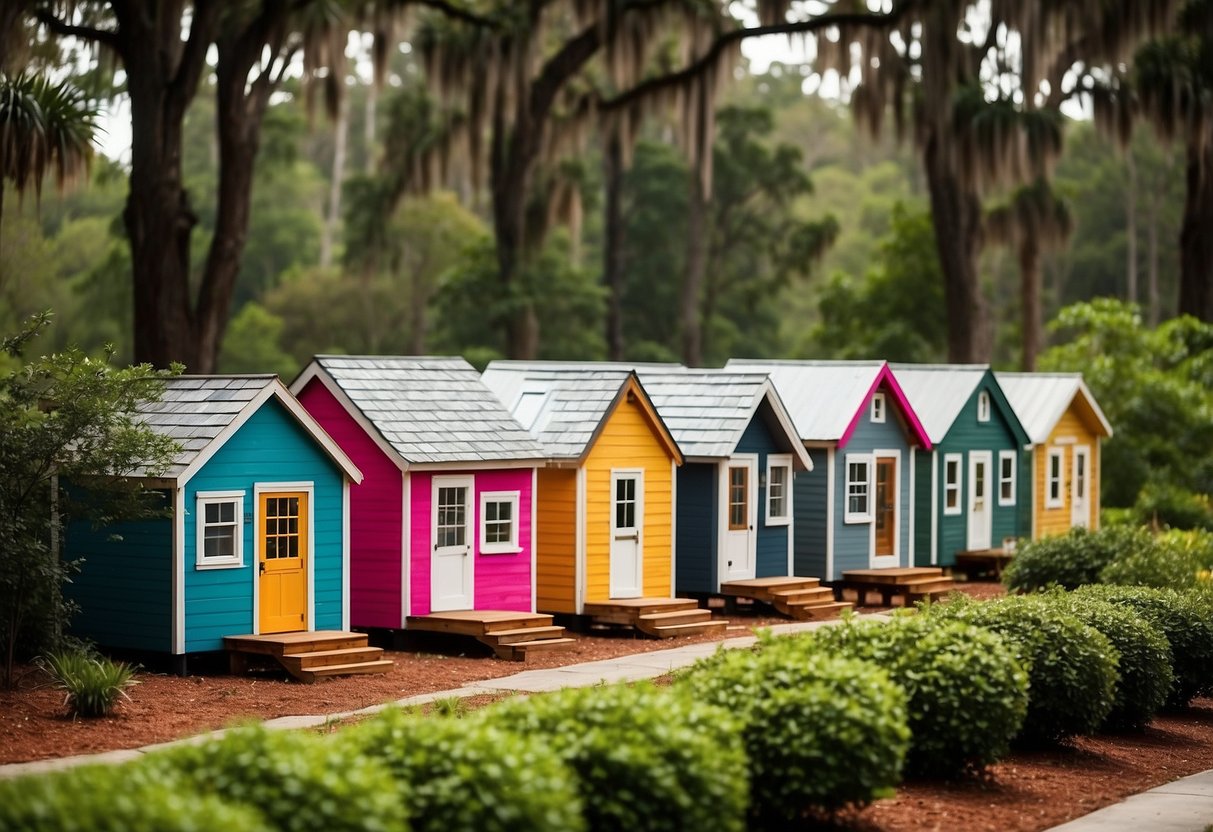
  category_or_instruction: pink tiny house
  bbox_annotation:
[291,357,547,629]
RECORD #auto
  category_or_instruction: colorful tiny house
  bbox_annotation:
[65,376,363,670]
[892,365,1032,567]
[729,360,933,581]
[291,356,549,628]
[995,372,1113,538]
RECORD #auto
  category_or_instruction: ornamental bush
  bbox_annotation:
[140,724,406,832]
[488,682,747,832]
[803,617,1028,775]
[1003,525,1154,592]
[677,640,909,820]
[1073,584,1213,707]
[1100,529,1213,591]
[1044,592,1174,729]
[340,707,584,832]
[37,649,138,718]
[0,761,270,832]
[928,596,1119,744]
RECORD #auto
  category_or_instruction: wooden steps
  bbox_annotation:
[407,610,575,661]
[720,576,854,621]
[837,567,958,606]
[224,631,393,682]
[955,548,1014,580]
[583,598,728,638]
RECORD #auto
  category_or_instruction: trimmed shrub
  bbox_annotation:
[1100,529,1213,590]
[928,596,1119,744]
[140,724,406,832]
[1074,584,1213,707]
[677,642,909,820]
[488,682,747,832]
[1044,592,1174,729]
[339,707,584,832]
[37,649,138,717]
[1004,525,1153,592]
[802,617,1028,775]
[0,761,270,832]
[1133,482,1213,532]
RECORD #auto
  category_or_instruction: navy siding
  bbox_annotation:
[736,411,793,578]
[675,463,717,594]
[792,450,829,579]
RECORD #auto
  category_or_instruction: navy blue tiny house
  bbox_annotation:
[637,370,812,594]
[729,360,932,581]
[65,376,362,664]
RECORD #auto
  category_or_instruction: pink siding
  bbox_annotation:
[410,469,534,616]
[297,380,403,628]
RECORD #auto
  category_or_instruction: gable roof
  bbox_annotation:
[890,364,1029,447]
[133,375,362,485]
[726,359,932,449]
[480,362,682,463]
[290,356,546,468]
[994,372,1114,445]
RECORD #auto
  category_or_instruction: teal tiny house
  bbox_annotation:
[65,376,362,669]
[891,365,1031,567]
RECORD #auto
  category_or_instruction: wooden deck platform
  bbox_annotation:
[224,630,393,682]
[406,610,575,661]
[582,597,727,638]
[836,567,957,607]
[955,548,1014,580]
[720,576,852,621]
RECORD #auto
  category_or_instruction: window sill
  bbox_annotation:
[195,560,244,571]
[480,546,523,556]
[843,515,871,525]
[764,516,792,527]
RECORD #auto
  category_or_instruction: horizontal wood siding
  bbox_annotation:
[297,379,402,628]
[183,399,346,652]
[674,463,716,594]
[912,449,933,566]
[737,411,792,579]
[535,468,578,613]
[793,459,828,579]
[1034,409,1101,538]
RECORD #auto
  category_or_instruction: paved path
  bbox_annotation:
[1047,769,1213,832]
[0,615,858,781]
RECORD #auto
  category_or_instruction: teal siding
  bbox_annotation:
[65,493,173,653]
[913,449,933,566]
[674,463,717,594]
[792,449,829,579]
[183,399,345,653]
[736,411,793,579]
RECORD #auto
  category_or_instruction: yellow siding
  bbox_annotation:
[535,468,578,613]
[1033,407,1102,539]
[583,396,676,603]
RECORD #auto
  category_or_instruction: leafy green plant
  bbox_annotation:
[488,682,747,832]
[429,695,469,718]
[1100,529,1213,590]
[802,617,1028,775]
[38,649,138,717]
[340,706,583,832]
[678,640,909,820]
[1133,483,1213,532]
[1003,526,1154,592]
[140,724,406,832]
[928,595,1119,744]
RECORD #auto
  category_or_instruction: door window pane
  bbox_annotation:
[437,486,467,548]
[729,466,748,530]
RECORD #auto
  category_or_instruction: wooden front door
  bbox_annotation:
[258,491,308,634]
[967,452,993,551]
[431,476,474,612]
[873,457,897,563]
[722,458,757,582]
[1071,446,1091,529]
[609,471,644,598]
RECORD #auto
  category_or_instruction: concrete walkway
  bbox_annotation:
[0,615,858,781]
[1047,769,1213,832]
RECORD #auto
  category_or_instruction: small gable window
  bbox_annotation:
[999,450,1017,506]
[845,455,873,523]
[977,391,991,423]
[943,454,962,515]
[480,491,522,554]
[1046,448,1065,508]
[765,455,792,526]
[871,393,886,423]
[196,491,244,569]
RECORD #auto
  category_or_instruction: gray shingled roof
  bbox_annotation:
[889,364,988,445]
[727,359,886,442]
[305,356,545,464]
[995,372,1113,444]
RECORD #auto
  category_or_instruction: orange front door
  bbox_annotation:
[874,457,896,558]
[259,491,308,633]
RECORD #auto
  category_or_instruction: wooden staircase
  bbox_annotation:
[837,567,958,607]
[720,576,852,621]
[224,631,393,683]
[406,610,575,661]
[582,598,727,638]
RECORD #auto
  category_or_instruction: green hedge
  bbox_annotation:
[488,682,747,832]
[339,707,584,832]
[677,642,909,822]
[1100,529,1213,590]
[1003,526,1154,592]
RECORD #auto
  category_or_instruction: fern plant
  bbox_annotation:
[39,650,138,717]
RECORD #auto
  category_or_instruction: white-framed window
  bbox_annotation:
[977,391,991,422]
[871,393,886,423]
[479,490,521,554]
[998,450,1017,506]
[844,454,873,523]
[1046,448,1065,508]
[765,455,793,526]
[196,491,244,569]
[943,453,963,515]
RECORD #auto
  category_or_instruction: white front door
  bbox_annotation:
[610,470,644,599]
[967,452,993,551]
[722,457,757,582]
[431,476,474,612]
[1072,446,1091,529]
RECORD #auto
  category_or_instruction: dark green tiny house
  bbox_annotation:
[892,365,1031,567]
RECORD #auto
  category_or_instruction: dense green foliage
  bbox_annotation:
[677,643,909,820]
[1099,530,1213,590]
[340,707,584,832]
[1003,526,1155,591]
[37,649,138,717]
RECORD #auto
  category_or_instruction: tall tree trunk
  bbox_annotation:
[1126,150,1138,305]
[1019,242,1042,371]
[681,173,707,367]
[1147,196,1161,327]
[364,81,377,175]
[602,134,626,361]
[1178,140,1213,322]
[923,134,990,363]
[320,91,349,268]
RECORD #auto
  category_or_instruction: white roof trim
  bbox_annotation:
[754,380,814,472]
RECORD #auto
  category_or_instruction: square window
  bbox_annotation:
[196,493,244,569]
[480,491,521,554]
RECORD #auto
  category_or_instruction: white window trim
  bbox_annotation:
[943,453,963,516]
[195,490,245,570]
[479,490,522,555]
[1045,447,1065,509]
[977,391,991,422]
[870,393,886,423]
[844,453,874,524]
[998,450,1017,507]
[764,454,793,526]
